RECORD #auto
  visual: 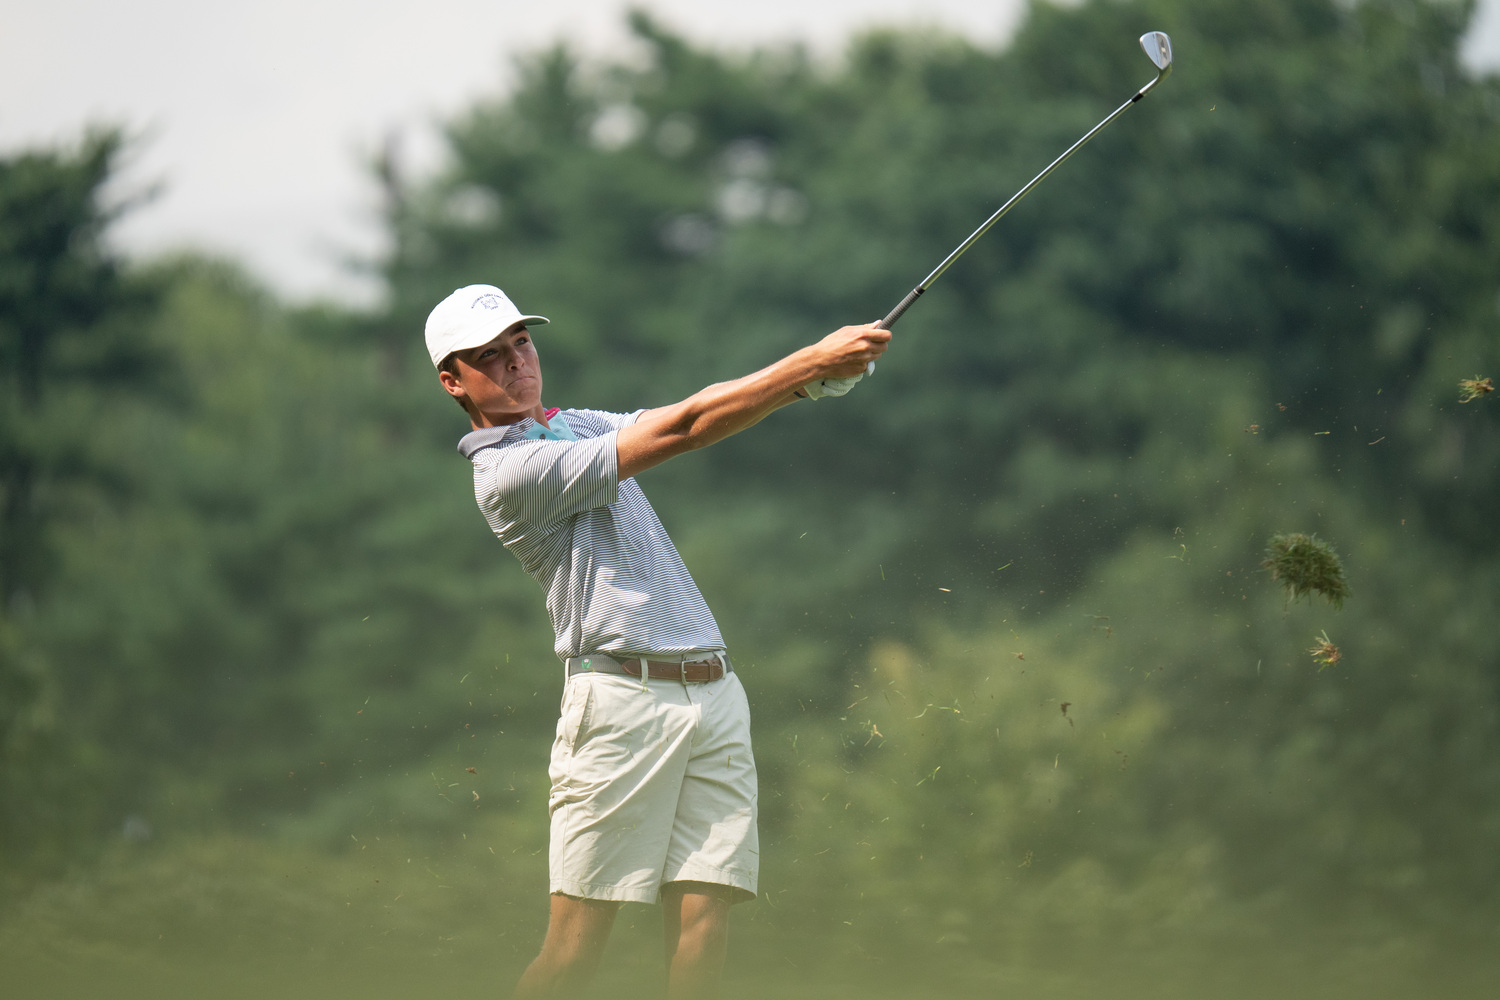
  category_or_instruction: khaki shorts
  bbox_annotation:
[548,669,759,904]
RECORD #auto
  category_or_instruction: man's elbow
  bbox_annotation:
[617,425,698,480]
[661,425,714,458]
[654,402,720,450]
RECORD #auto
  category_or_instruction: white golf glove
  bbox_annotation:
[803,373,863,400]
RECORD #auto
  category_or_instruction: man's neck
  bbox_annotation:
[470,403,549,430]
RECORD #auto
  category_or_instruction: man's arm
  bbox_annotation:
[616,323,889,481]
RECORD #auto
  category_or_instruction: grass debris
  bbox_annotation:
[1458,376,1493,403]
[1308,630,1342,670]
[1262,532,1350,608]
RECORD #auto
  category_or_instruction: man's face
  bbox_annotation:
[438,325,544,426]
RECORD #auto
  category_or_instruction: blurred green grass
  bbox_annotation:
[4,829,1497,1000]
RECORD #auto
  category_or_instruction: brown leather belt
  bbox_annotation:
[565,652,731,683]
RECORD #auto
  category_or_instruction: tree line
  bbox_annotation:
[3,0,1498,940]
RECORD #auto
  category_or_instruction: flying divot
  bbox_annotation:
[1308,631,1342,670]
[1262,533,1350,608]
[1458,376,1493,403]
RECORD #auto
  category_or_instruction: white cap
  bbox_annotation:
[424,284,549,368]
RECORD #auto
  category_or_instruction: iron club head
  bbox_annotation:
[1140,31,1173,78]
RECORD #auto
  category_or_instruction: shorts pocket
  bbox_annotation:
[559,678,595,754]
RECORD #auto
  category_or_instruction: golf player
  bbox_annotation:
[426,284,889,998]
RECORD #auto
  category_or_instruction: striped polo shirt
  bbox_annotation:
[458,408,724,661]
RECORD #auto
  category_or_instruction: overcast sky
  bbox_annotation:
[4,0,1498,305]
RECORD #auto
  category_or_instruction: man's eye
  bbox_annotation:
[479,349,496,359]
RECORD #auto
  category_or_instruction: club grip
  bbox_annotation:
[878,286,924,330]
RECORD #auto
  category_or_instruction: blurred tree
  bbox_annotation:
[0,128,162,603]
[4,2,1498,946]
[377,0,1500,664]
[359,0,1500,920]
[0,130,163,856]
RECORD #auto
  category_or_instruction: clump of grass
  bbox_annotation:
[1458,376,1493,403]
[1308,630,1342,670]
[1262,532,1349,608]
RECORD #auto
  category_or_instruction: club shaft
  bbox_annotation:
[878,72,1166,331]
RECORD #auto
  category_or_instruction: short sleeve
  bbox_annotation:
[569,407,646,432]
[477,431,620,527]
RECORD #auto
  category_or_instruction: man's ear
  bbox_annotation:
[437,368,477,416]
[438,368,466,400]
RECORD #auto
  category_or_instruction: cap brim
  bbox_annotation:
[445,314,551,359]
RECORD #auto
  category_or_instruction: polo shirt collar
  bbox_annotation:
[457,422,526,458]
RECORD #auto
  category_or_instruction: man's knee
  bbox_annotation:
[544,893,619,948]
[663,882,733,951]
[518,894,619,995]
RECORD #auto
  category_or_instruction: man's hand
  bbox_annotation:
[802,374,863,400]
[811,323,890,378]
[797,322,886,400]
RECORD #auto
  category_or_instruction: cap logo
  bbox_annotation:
[472,293,505,310]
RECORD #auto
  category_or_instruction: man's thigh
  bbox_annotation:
[664,674,759,902]
[548,674,697,903]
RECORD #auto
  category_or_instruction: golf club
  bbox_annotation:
[862,31,1173,373]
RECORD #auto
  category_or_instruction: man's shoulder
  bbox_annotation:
[457,408,644,460]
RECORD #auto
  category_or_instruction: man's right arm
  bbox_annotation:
[615,323,890,481]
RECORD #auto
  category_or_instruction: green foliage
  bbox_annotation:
[0,127,165,605]
[361,0,1500,931]
[375,0,1500,636]
[3,0,1500,984]
[37,257,561,838]
[0,129,165,856]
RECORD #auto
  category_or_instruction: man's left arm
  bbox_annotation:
[616,322,889,481]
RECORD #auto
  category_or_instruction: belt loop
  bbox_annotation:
[640,658,649,691]
[681,659,689,686]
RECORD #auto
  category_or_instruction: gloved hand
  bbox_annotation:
[803,373,863,400]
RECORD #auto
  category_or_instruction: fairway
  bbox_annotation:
[4,833,1498,1000]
